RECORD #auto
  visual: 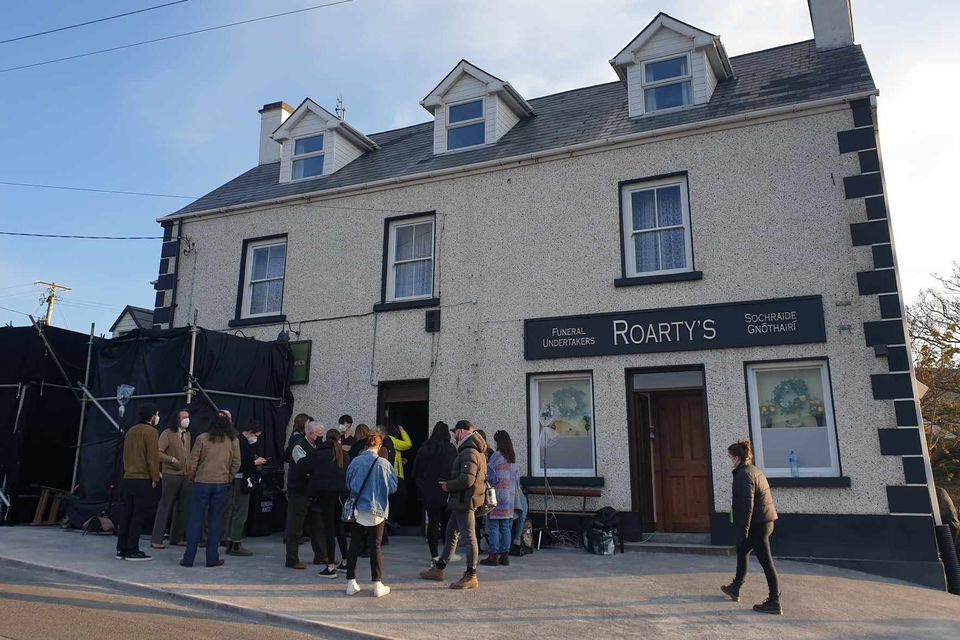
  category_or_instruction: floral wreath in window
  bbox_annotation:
[759,378,825,418]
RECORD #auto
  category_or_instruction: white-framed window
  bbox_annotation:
[292,134,325,179]
[446,98,485,151]
[385,215,434,302]
[746,360,841,477]
[621,175,693,277]
[528,372,597,477]
[241,237,286,318]
[641,53,692,113]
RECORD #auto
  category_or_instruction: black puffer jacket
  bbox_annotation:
[731,463,778,539]
[307,440,347,497]
[445,432,488,512]
[413,438,457,509]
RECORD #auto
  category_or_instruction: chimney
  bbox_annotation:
[808,0,855,50]
[258,101,293,165]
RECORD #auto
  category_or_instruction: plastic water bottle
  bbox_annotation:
[788,450,799,478]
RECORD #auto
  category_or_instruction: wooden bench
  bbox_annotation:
[525,485,602,512]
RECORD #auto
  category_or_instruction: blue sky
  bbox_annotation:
[1,0,957,333]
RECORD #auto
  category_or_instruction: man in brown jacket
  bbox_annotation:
[115,403,161,561]
[419,420,487,589]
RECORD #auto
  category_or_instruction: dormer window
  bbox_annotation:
[421,60,534,155]
[447,99,485,151]
[610,13,733,119]
[292,134,325,179]
[642,54,692,112]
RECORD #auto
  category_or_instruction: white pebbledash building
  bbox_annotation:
[153,1,948,587]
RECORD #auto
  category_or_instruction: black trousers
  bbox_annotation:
[314,495,340,565]
[116,478,153,555]
[425,507,447,558]
[285,492,325,565]
[346,521,384,582]
[735,521,780,598]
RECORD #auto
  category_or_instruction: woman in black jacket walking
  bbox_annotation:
[412,421,457,563]
[721,439,781,615]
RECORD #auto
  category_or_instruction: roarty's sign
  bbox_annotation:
[524,296,825,360]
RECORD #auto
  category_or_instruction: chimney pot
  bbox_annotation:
[808,0,855,51]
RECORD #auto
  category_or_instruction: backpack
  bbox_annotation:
[582,506,623,555]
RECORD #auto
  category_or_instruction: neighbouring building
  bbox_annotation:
[152,1,947,587]
[109,305,154,338]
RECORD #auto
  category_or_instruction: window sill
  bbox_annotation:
[520,476,605,488]
[615,271,703,287]
[767,476,851,488]
[228,314,286,328]
[373,297,440,313]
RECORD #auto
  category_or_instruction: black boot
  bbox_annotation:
[498,552,510,566]
[752,593,782,615]
[720,581,742,602]
[479,553,499,567]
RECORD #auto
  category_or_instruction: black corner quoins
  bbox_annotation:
[862,319,904,348]
[850,220,889,246]
[849,98,874,128]
[870,372,914,400]
[857,269,897,296]
[843,173,883,199]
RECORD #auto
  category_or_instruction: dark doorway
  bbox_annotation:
[377,380,429,529]
[627,368,711,534]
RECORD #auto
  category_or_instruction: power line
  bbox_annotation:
[0,231,162,240]
[0,180,197,199]
[0,0,355,74]
[0,1,189,45]
[0,303,29,316]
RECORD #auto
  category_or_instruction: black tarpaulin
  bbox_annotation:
[0,325,89,523]
[75,327,294,513]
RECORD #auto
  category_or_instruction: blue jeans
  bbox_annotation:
[512,501,528,545]
[182,482,228,566]
[487,517,512,554]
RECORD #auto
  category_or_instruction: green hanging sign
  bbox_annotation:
[289,340,312,385]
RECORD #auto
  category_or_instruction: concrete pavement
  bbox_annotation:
[0,526,957,639]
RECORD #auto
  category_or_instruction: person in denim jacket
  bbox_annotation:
[344,427,397,597]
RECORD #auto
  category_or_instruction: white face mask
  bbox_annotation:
[180,418,190,430]
[247,435,259,445]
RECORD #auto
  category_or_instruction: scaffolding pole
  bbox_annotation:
[186,312,198,405]
[28,315,80,403]
[79,384,123,432]
[70,323,95,495]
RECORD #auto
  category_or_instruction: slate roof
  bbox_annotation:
[109,305,154,333]
[165,40,875,219]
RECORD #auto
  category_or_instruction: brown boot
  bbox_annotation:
[286,561,306,570]
[419,565,444,581]
[479,553,498,567]
[450,570,479,590]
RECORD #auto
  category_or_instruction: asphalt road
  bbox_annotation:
[0,562,324,640]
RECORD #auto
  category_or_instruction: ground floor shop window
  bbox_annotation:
[528,371,596,477]
[746,360,840,477]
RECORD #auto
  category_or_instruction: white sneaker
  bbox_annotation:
[346,579,361,596]
[450,553,463,562]
[372,581,391,598]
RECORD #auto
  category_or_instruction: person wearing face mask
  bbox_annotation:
[115,403,161,561]
[150,408,192,549]
[419,420,487,589]
[223,418,267,557]
[721,439,781,615]
[284,420,329,569]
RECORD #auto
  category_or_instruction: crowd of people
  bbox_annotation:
[114,404,782,612]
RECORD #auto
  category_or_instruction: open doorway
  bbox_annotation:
[627,367,711,533]
[377,379,429,530]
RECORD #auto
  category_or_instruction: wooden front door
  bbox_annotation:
[654,390,710,532]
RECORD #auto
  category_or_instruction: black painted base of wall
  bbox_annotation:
[710,512,946,590]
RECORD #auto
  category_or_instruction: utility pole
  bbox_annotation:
[35,280,71,326]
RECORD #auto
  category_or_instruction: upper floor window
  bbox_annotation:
[620,176,692,277]
[446,99,485,151]
[642,54,691,112]
[292,134,325,179]
[242,237,286,317]
[386,215,434,302]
